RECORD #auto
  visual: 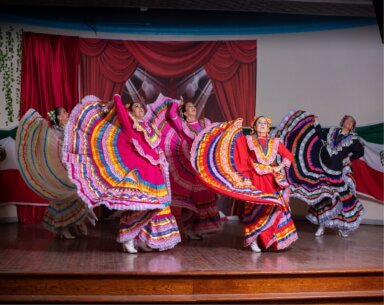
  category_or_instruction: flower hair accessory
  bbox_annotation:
[47,109,57,126]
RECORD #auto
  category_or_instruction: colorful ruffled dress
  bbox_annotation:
[164,101,222,235]
[191,119,297,250]
[275,110,365,234]
[63,94,180,250]
[16,109,90,234]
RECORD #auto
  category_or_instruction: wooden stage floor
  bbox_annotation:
[0,219,382,303]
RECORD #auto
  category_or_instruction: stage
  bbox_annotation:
[0,219,382,304]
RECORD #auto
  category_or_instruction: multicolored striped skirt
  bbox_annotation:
[275,110,364,233]
[118,206,181,251]
[16,109,90,232]
[190,118,297,250]
[243,201,298,250]
[164,124,222,235]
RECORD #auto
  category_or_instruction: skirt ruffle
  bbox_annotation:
[275,110,364,232]
[118,206,181,251]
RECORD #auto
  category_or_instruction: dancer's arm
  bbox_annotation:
[275,142,294,172]
[168,100,183,132]
[350,138,364,161]
[114,94,136,138]
[313,116,327,141]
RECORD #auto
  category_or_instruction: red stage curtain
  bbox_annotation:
[18,32,80,223]
[124,41,219,77]
[80,39,138,100]
[20,32,80,117]
[205,41,256,125]
[79,39,256,218]
[79,40,256,125]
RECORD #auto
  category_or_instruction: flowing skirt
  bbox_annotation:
[16,109,90,232]
[274,110,364,232]
[191,118,297,249]
[164,128,222,234]
[243,202,297,250]
[118,206,181,251]
[64,98,180,247]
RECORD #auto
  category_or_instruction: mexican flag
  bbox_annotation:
[0,127,47,223]
[352,123,384,203]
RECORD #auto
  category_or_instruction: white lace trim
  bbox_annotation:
[325,127,358,157]
[246,135,279,166]
[131,113,161,149]
[182,118,211,140]
[282,158,291,168]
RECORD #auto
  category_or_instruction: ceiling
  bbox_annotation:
[0,0,382,40]
[0,0,377,17]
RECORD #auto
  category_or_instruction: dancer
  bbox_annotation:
[165,99,222,239]
[48,107,69,139]
[16,107,94,239]
[275,111,364,237]
[191,116,298,252]
[64,95,181,253]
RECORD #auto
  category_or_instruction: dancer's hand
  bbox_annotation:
[313,116,319,124]
[158,150,165,171]
[103,101,114,113]
[273,164,284,173]
[243,179,252,187]
[342,157,351,167]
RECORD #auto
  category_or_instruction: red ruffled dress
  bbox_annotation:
[190,118,298,250]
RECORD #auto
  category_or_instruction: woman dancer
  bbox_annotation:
[275,111,364,237]
[165,99,222,240]
[16,107,94,239]
[191,116,298,252]
[64,95,181,253]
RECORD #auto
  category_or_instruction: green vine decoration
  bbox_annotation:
[0,25,22,126]
[16,30,22,118]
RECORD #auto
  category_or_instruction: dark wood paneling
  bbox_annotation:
[0,271,382,303]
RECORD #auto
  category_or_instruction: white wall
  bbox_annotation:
[256,26,383,126]
[0,205,18,223]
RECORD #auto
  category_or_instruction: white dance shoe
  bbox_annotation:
[87,209,98,227]
[250,241,261,253]
[59,227,76,240]
[315,225,325,237]
[74,222,88,236]
[137,240,153,252]
[338,230,349,238]
[122,240,138,254]
[185,230,203,240]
